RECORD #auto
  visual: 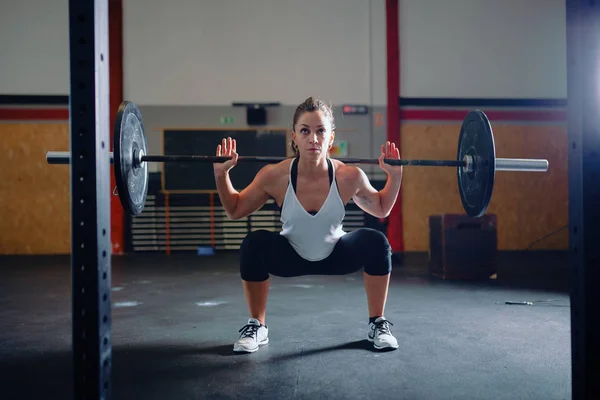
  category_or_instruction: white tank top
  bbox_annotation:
[279,158,347,261]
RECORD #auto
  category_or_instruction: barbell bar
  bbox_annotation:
[45,101,550,218]
[46,151,548,172]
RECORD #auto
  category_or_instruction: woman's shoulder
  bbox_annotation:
[256,157,292,184]
[331,158,362,182]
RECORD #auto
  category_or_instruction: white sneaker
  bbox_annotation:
[367,317,399,350]
[233,318,269,353]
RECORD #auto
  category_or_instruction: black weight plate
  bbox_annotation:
[114,101,148,216]
[457,110,495,218]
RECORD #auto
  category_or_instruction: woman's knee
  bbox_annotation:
[358,228,392,275]
[239,229,273,281]
[361,228,391,247]
[241,229,273,251]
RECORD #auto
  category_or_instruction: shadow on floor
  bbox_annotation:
[0,339,390,399]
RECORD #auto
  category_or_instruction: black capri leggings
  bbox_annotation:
[239,228,392,282]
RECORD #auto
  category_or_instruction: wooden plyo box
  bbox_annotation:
[428,214,497,280]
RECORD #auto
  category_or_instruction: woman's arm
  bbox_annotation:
[351,141,403,218]
[213,136,272,220]
[352,167,402,218]
[214,164,274,220]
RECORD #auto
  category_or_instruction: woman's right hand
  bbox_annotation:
[213,137,238,176]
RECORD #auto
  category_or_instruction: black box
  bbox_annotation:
[247,106,267,125]
[428,214,497,280]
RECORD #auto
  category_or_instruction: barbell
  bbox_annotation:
[46,101,549,218]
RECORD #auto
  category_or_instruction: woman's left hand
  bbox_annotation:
[378,141,403,178]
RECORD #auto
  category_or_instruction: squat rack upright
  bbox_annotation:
[68,1,112,398]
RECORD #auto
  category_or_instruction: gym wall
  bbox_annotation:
[0,0,387,254]
[399,0,566,99]
[122,0,388,171]
[395,0,568,251]
[0,123,70,254]
[0,0,71,254]
[0,0,70,95]
[0,0,567,254]
[123,0,387,106]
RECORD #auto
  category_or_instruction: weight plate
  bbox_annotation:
[114,101,148,216]
[457,110,496,218]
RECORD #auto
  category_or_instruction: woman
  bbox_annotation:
[213,97,403,353]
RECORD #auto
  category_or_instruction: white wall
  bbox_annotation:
[122,0,385,106]
[0,0,567,102]
[0,0,385,103]
[0,0,69,95]
[398,0,567,99]
[370,0,388,106]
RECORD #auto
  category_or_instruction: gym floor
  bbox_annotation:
[0,251,571,400]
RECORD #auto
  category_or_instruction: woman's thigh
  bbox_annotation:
[240,229,316,279]
[240,228,391,279]
[314,228,392,276]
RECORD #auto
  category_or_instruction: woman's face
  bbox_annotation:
[292,110,334,158]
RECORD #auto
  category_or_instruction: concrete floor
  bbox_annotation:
[0,251,571,399]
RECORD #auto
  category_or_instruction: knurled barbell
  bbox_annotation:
[46,101,549,217]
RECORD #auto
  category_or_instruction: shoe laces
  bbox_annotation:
[373,319,393,336]
[238,323,260,339]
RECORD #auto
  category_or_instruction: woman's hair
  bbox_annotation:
[290,97,336,156]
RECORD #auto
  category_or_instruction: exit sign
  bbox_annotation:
[342,105,369,115]
[220,116,234,124]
